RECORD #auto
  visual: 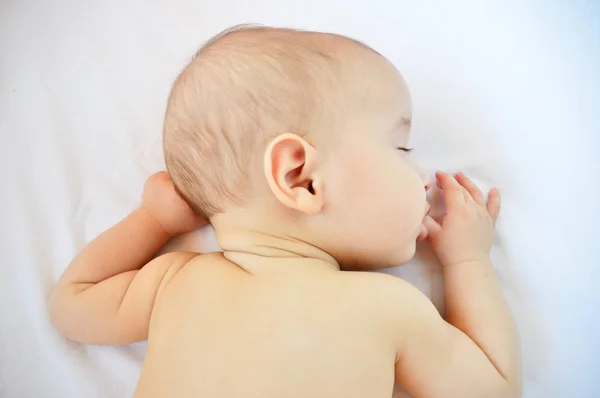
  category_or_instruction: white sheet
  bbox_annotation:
[1,1,599,397]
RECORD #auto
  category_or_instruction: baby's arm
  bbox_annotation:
[48,172,205,345]
[393,172,520,398]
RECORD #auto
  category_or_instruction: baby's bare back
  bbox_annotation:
[134,254,400,398]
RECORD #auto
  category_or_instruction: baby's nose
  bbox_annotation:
[423,175,432,191]
[417,169,432,191]
[411,161,432,191]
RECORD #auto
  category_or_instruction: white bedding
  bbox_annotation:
[1,1,599,397]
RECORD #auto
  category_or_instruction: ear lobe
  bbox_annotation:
[264,133,323,215]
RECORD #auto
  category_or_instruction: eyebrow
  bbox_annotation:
[389,114,412,137]
[400,116,412,127]
[392,116,412,132]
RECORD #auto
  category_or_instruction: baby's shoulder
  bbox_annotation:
[161,252,241,291]
[340,271,434,322]
[341,271,420,297]
[181,252,237,272]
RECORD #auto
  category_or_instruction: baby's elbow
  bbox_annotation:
[47,282,85,342]
[496,361,522,398]
[505,378,522,398]
[48,285,71,337]
[492,377,521,398]
[475,369,521,398]
[48,283,128,346]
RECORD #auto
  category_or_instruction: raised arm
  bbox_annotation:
[394,172,521,398]
[48,172,205,345]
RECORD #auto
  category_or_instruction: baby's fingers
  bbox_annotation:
[423,215,442,241]
[455,172,484,205]
[486,188,501,223]
[436,172,466,206]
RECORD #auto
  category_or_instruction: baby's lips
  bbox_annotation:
[417,223,429,241]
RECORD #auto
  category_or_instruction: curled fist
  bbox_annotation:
[141,172,206,237]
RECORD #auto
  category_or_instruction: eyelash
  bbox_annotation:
[397,147,413,153]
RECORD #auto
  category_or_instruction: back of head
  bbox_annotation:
[163,25,374,220]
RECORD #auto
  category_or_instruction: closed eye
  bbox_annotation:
[397,147,413,152]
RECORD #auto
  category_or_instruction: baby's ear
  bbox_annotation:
[263,133,323,215]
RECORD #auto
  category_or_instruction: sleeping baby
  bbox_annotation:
[49,25,521,398]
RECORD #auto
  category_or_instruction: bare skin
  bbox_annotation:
[49,172,520,398]
[49,27,520,398]
[139,254,419,398]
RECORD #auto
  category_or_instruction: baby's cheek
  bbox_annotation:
[394,184,427,233]
[401,240,418,262]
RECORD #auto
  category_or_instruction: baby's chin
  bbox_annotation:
[340,247,416,271]
[334,232,420,270]
[375,246,418,270]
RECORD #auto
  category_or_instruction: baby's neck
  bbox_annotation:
[211,212,339,274]
[224,251,339,275]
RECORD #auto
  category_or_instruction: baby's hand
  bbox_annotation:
[141,171,206,237]
[424,172,500,266]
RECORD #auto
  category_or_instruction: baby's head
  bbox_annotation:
[164,25,431,269]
